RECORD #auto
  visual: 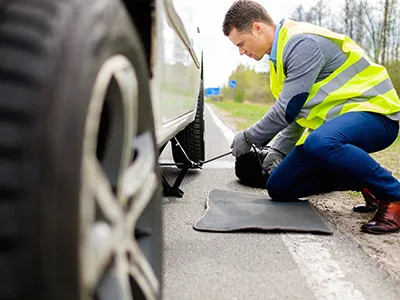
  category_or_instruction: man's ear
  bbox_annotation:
[252,22,262,33]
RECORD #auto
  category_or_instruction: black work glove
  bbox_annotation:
[262,148,285,175]
[230,130,253,157]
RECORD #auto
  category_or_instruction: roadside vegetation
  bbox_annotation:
[207,99,271,129]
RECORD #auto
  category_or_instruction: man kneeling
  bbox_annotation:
[225,0,400,234]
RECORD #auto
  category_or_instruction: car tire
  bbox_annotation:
[0,0,161,299]
[171,80,205,166]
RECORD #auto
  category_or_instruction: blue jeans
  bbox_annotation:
[266,112,400,201]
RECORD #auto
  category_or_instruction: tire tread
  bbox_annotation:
[0,1,57,298]
[172,81,205,164]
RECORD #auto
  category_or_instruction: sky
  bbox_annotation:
[194,0,324,88]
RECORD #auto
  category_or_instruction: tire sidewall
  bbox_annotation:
[35,1,159,298]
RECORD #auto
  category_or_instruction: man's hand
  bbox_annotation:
[262,148,285,175]
[231,131,253,157]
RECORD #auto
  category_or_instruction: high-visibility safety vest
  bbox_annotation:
[270,20,400,145]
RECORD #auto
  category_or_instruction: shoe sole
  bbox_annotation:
[352,206,377,213]
[361,227,400,235]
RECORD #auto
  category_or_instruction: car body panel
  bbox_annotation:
[150,0,202,147]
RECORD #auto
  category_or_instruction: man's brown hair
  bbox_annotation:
[222,0,274,36]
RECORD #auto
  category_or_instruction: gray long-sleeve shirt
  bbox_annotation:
[247,33,348,155]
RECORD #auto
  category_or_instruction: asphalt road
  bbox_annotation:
[159,104,400,300]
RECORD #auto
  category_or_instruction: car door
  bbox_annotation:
[167,0,202,114]
[152,0,201,125]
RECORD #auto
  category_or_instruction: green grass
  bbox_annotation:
[371,140,400,178]
[207,99,271,130]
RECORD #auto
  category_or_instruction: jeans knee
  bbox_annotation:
[266,173,287,200]
[303,132,334,157]
[266,178,277,199]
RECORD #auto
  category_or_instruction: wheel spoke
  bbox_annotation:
[96,269,125,300]
[81,54,159,299]
[121,133,159,299]
[81,156,123,291]
[122,175,159,300]
[80,168,98,293]
[116,250,134,300]
[87,156,123,223]
[96,254,132,300]
[119,133,156,203]
[84,222,117,289]
[127,241,159,300]
[125,171,157,237]
[113,62,137,179]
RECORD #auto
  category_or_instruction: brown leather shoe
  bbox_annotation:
[352,188,380,213]
[361,201,400,234]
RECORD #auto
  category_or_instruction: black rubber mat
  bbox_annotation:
[194,189,332,234]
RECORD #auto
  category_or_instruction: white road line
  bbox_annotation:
[209,103,366,300]
[206,104,235,142]
[159,159,234,169]
[202,104,236,169]
[282,234,366,300]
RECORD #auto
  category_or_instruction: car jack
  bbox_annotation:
[160,137,231,197]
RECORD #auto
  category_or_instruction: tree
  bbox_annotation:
[381,0,390,65]
[221,64,274,104]
[360,1,383,62]
[313,0,328,27]
[288,0,400,67]
[387,0,398,63]
[353,1,365,45]
[344,0,354,38]
[302,0,335,29]
[394,18,400,61]
[291,5,306,22]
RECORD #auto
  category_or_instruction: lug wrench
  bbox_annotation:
[160,151,233,168]
[199,151,232,165]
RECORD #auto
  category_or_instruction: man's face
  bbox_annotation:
[228,22,273,60]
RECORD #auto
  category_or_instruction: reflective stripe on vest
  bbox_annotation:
[270,20,400,145]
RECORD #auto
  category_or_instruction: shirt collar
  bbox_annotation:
[269,19,284,66]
